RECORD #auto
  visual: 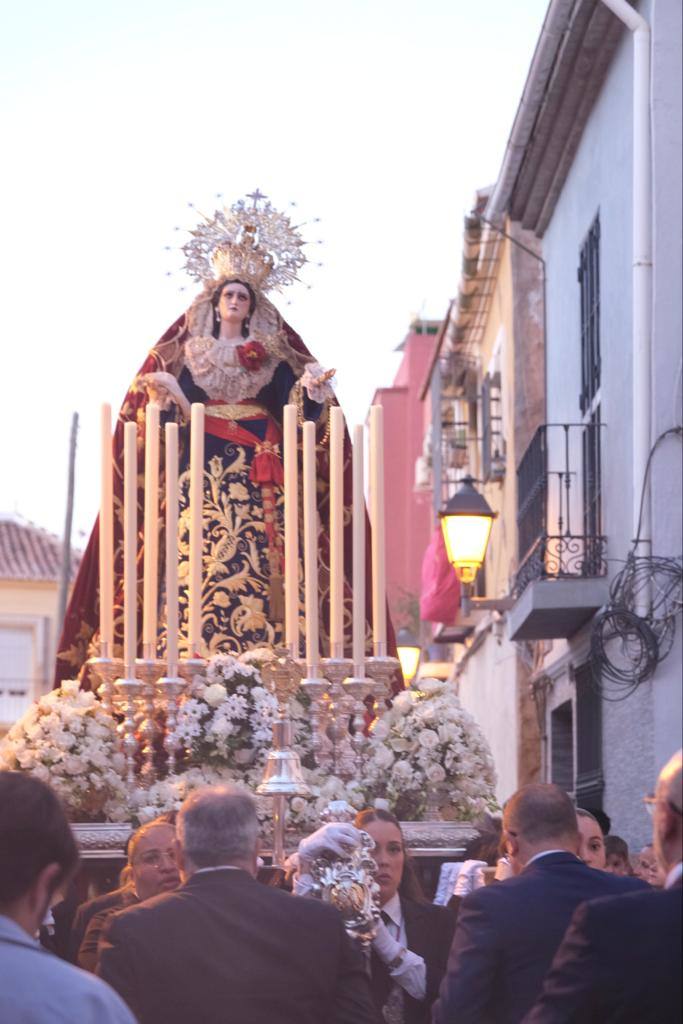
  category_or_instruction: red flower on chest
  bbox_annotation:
[237,340,268,371]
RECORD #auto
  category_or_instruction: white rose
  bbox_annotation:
[426,763,446,783]
[204,683,227,707]
[391,759,414,780]
[63,754,85,775]
[372,745,394,770]
[371,719,390,741]
[392,692,413,715]
[417,678,444,696]
[290,797,307,814]
[418,729,440,749]
[389,737,412,753]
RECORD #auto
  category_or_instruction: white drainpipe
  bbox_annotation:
[599,0,652,553]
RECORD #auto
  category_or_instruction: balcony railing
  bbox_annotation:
[515,423,607,596]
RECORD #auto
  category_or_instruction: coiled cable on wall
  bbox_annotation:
[590,428,683,701]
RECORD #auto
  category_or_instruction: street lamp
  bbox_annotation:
[396,627,421,684]
[439,476,497,585]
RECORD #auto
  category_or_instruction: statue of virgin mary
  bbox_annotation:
[55,192,388,688]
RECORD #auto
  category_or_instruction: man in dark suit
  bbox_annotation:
[432,783,646,1024]
[522,749,682,1023]
[98,784,376,1024]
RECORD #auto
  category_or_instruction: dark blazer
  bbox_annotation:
[371,897,455,1024]
[68,885,135,964]
[522,881,682,1023]
[78,895,140,973]
[432,852,648,1024]
[97,867,375,1024]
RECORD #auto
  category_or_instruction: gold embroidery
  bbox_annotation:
[205,403,269,420]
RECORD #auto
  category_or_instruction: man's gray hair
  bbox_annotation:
[177,785,259,867]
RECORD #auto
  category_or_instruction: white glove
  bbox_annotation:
[371,916,403,965]
[297,822,362,870]
[453,859,487,897]
[494,856,513,881]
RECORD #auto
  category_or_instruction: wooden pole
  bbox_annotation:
[56,412,79,646]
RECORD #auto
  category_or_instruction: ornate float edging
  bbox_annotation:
[71,820,476,859]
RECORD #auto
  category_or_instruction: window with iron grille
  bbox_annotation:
[551,701,574,794]
[575,661,604,810]
[481,372,504,483]
[582,407,602,570]
[578,216,601,414]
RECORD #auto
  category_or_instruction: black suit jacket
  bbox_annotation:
[97,867,375,1024]
[371,897,455,1024]
[68,884,135,963]
[432,852,648,1024]
[522,881,682,1023]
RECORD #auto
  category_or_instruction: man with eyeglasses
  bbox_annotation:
[77,818,180,972]
[523,749,682,1023]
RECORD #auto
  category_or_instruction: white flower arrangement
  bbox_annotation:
[175,653,312,776]
[362,678,497,821]
[175,654,277,768]
[1,662,497,830]
[130,765,236,824]
[0,681,127,821]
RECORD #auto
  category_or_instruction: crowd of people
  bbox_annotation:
[0,749,680,1023]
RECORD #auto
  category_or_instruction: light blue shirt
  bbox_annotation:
[0,914,136,1024]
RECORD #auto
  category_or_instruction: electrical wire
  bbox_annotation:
[591,427,683,700]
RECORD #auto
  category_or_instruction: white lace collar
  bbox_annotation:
[184,332,279,403]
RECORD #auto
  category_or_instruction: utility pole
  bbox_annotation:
[56,412,79,643]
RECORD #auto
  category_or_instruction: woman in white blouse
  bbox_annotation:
[354,808,455,1024]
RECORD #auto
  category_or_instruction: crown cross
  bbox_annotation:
[246,188,268,206]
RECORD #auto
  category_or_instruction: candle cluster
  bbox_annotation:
[285,403,387,674]
[99,403,205,678]
[98,401,387,679]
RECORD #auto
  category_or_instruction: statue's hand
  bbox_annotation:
[140,372,191,420]
[301,362,336,403]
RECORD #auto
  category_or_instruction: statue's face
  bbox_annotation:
[218,282,251,325]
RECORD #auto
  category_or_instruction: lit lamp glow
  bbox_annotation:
[439,476,497,584]
[396,627,421,684]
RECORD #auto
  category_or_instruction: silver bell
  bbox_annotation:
[257,719,310,797]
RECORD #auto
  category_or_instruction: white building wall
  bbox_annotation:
[457,626,519,805]
[539,0,681,849]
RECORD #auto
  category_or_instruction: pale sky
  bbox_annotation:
[0,0,548,544]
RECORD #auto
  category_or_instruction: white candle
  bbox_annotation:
[303,421,320,674]
[369,405,387,653]
[142,402,160,653]
[165,422,179,676]
[188,403,205,655]
[283,404,299,655]
[352,424,366,674]
[329,406,344,657]
[99,404,114,652]
[123,421,138,676]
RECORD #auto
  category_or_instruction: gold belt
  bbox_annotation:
[206,403,268,420]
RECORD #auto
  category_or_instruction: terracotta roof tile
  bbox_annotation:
[0,516,82,582]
